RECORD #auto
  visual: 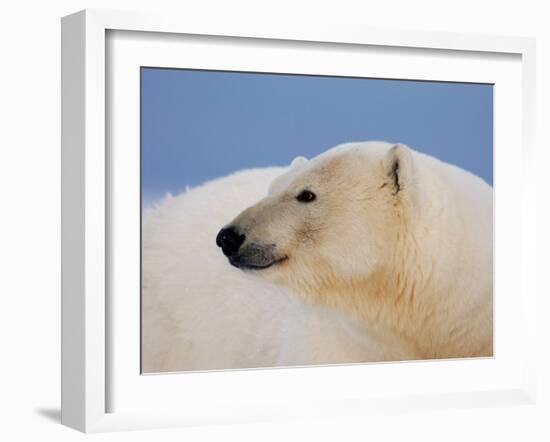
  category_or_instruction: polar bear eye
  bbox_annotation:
[296,190,316,203]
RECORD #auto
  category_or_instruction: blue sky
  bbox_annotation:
[141,68,493,205]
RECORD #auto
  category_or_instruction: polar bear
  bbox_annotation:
[217,141,493,360]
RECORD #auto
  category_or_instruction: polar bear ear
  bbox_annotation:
[382,144,415,198]
[290,156,308,168]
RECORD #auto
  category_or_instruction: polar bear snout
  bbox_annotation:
[216,225,286,271]
[216,226,245,257]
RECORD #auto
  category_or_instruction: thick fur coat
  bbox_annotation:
[142,141,493,372]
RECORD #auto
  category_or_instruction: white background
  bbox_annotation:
[0,1,548,441]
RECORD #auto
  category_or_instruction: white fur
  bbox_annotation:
[142,168,412,372]
[142,141,492,371]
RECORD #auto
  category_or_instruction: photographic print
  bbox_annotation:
[140,68,493,373]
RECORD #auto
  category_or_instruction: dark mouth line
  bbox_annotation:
[231,255,288,270]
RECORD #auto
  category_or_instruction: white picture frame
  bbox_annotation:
[61,9,537,433]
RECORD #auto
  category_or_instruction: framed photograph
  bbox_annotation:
[61,9,537,432]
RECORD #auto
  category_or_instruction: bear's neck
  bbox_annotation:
[308,266,492,360]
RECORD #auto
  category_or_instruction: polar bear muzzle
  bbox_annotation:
[216,226,286,270]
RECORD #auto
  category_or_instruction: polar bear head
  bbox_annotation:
[216,141,421,301]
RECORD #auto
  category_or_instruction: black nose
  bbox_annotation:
[216,226,245,257]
